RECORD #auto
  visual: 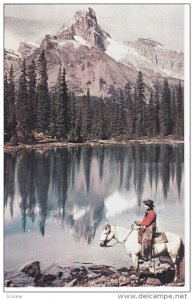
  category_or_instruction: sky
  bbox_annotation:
[4,4,184,52]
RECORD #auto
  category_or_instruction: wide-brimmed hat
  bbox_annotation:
[143,199,154,207]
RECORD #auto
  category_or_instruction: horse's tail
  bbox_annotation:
[178,239,185,282]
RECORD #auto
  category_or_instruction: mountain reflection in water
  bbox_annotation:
[4,144,184,247]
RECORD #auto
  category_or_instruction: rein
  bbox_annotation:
[106,224,135,247]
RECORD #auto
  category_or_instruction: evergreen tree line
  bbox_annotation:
[4,50,184,144]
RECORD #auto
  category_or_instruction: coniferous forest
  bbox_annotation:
[4,50,184,145]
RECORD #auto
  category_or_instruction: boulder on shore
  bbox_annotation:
[4,262,184,288]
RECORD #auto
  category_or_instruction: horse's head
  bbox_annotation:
[99,223,115,247]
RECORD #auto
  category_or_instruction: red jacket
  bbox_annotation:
[141,210,157,229]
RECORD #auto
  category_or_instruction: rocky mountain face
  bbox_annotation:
[17,41,39,57]
[55,7,110,51]
[129,38,183,77]
[4,7,184,97]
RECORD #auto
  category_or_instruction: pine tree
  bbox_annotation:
[55,66,66,139]
[28,59,37,131]
[133,85,137,134]
[68,92,77,141]
[81,89,92,140]
[54,67,69,140]
[147,89,154,137]
[135,71,146,136]
[108,102,117,137]
[16,59,33,142]
[70,92,77,131]
[153,81,160,136]
[49,89,57,138]
[116,89,125,135]
[74,101,83,142]
[7,65,17,143]
[125,83,134,135]
[159,79,171,136]
[96,96,106,139]
[91,101,99,139]
[171,88,176,135]
[36,50,50,133]
[110,100,122,137]
[61,67,69,137]
[175,80,184,138]
[4,73,10,141]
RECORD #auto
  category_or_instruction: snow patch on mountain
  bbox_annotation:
[105,38,130,61]
[55,39,78,49]
[105,37,159,72]
[54,36,92,49]
[74,35,92,48]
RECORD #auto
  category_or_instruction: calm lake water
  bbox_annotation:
[4,144,184,272]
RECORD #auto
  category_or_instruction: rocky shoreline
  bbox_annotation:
[5,261,184,288]
[4,137,184,153]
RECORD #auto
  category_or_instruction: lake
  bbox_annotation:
[4,144,184,272]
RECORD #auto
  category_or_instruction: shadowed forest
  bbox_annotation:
[5,51,184,145]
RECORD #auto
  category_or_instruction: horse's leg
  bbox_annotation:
[170,255,178,282]
[132,253,139,278]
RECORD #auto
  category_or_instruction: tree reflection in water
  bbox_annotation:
[4,152,17,217]
[4,144,184,242]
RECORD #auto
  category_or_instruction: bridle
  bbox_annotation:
[99,227,112,247]
[120,224,135,244]
[100,224,135,247]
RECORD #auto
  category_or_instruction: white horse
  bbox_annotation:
[99,223,184,282]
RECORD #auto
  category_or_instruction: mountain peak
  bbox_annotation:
[4,7,184,97]
[17,41,39,57]
[55,7,110,50]
[75,7,97,20]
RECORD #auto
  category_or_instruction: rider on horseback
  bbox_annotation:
[135,199,157,261]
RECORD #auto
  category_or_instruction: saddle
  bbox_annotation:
[138,229,168,244]
[153,232,168,244]
[138,231,168,261]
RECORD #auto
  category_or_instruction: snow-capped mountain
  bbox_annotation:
[4,7,184,96]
